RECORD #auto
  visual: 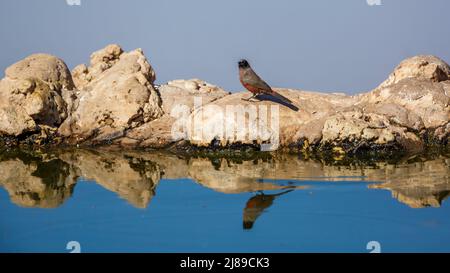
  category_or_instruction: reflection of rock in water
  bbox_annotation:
[187,157,302,193]
[368,157,450,208]
[0,149,162,209]
[243,190,293,230]
[0,150,77,208]
[184,154,450,208]
[0,148,449,209]
[59,149,161,208]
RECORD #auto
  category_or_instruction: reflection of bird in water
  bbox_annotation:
[243,189,294,230]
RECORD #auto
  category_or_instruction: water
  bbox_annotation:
[0,148,449,253]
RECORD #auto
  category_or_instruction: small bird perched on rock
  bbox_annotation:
[238,59,292,104]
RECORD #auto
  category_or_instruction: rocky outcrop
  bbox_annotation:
[71,44,124,90]
[0,54,74,139]
[4,53,74,90]
[182,55,449,155]
[185,90,357,149]
[357,57,450,140]
[0,105,36,136]
[114,78,230,148]
[0,46,448,156]
[377,55,450,89]
[58,45,163,144]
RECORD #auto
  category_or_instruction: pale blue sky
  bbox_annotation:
[0,0,449,94]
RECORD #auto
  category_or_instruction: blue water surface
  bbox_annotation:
[1,177,449,253]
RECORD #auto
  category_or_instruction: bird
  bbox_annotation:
[238,59,292,105]
[242,189,294,230]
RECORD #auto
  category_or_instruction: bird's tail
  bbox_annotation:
[270,90,292,104]
[271,189,294,197]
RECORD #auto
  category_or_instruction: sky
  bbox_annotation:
[0,0,449,94]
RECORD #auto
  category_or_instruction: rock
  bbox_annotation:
[320,110,426,153]
[72,44,124,89]
[5,53,75,90]
[0,105,37,136]
[378,55,450,89]
[0,54,73,133]
[359,78,449,129]
[117,115,178,148]
[71,64,90,90]
[89,44,123,74]
[58,45,163,144]
[185,89,357,149]
[115,79,230,148]
[183,56,449,153]
[360,103,424,131]
[0,78,68,126]
[322,111,391,143]
[159,78,230,112]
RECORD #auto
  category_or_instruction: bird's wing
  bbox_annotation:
[243,69,273,92]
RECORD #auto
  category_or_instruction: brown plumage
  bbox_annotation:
[238,59,292,104]
[243,189,293,230]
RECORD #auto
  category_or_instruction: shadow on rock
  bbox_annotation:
[254,94,299,111]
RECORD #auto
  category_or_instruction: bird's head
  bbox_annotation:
[238,59,250,69]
